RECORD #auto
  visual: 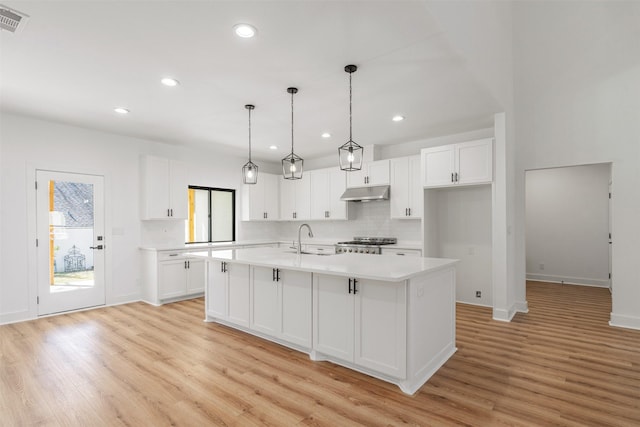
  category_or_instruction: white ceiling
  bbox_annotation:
[0,1,502,162]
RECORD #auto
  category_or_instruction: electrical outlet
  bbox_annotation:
[475,291,481,298]
[539,263,545,271]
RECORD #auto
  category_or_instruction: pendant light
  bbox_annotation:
[242,104,258,184]
[339,64,364,171]
[282,87,303,180]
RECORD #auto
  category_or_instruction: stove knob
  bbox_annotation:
[365,249,369,253]
[359,249,364,253]
[348,248,353,253]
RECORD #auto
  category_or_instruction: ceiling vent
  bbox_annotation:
[0,4,29,34]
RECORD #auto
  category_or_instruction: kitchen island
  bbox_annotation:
[187,247,458,395]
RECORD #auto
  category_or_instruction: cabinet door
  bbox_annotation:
[250,267,280,335]
[390,157,410,219]
[227,263,250,327]
[422,145,455,188]
[313,274,354,362]
[354,279,407,378]
[168,160,188,219]
[367,160,390,186]
[158,260,186,299]
[328,168,348,220]
[280,270,312,348]
[207,260,227,318]
[309,169,329,220]
[262,173,280,220]
[294,173,311,220]
[186,258,205,294]
[408,155,423,218]
[279,179,296,220]
[456,138,493,186]
[243,180,265,221]
[141,156,170,219]
[346,167,367,188]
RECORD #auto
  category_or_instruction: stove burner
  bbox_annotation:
[335,237,397,254]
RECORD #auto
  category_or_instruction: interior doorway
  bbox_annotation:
[525,163,612,291]
[36,170,105,315]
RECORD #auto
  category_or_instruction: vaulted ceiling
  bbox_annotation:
[0,1,502,161]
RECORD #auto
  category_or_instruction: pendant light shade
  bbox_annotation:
[242,104,258,184]
[339,64,364,171]
[282,87,304,180]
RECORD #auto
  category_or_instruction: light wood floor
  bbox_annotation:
[1,281,639,426]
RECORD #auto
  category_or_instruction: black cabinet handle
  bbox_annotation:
[276,268,281,282]
[408,208,411,216]
[353,279,358,294]
[89,245,104,250]
[184,260,187,269]
[167,209,170,217]
[348,278,352,294]
[451,173,454,183]
[272,268,276,281]
[187,260,190,268]
[221,262,227,273]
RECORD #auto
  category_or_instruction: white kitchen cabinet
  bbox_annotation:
[313,274,354,362]
[313,274,407,378]
[141,249,205,305]
[354,277,406,378]
[280,173,311,220]
[140,155,188,220]
[390,155,422,219]
[251,267,312,348]
[206,259,250,326]
[346,159,390,188]
[422,138,493,188]
[242,172,279,221]
[381,248,422,257]
[309,167,349,220]
[227,263,251,327]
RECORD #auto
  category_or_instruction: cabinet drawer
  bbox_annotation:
[158,251,187,261]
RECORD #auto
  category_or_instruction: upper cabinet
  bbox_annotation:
[280,173,311,220]
[390,155,422,219]
[140,155,188,220]
[421,138,493,188]
[310,167,349,220]
[346,159,390,188]
[242,172,279,221]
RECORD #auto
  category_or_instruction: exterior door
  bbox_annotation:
[36,170,105,315]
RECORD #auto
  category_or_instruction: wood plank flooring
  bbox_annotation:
[1,281,639,426]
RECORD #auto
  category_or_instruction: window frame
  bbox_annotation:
[186,185,236,244]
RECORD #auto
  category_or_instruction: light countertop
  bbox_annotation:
[187,247,457,282]
[140,239,423,252]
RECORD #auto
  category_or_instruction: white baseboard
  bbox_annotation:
[526,274,609,288]
[609,313,640,330]
[492,300,528,322]
[456,300,493,309]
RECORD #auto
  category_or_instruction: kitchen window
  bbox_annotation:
[185,186,235,243]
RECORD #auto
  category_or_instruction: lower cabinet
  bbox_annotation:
[206,260,250,327]
[141,249,205,305]
[251,266,312,348]
[313,274,407,378]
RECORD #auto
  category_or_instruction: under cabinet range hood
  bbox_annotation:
[340,185,390,202]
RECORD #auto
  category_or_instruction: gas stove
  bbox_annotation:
[335,237,397,254]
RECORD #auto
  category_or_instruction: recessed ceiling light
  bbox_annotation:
[234,23,257,38]
[114,107,129,114]
[321,132,331,138]
[392,115,405,122]
[161,77,179,87]
[269,145,278,150]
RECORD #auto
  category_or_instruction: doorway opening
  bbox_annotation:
[525,163,612,317]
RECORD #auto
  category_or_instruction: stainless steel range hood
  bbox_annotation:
[340,185,390,202]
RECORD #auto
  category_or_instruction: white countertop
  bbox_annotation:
[140,239,422,252]
[187,247,457,282]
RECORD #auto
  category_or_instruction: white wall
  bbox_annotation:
[526,164,610,287]
[428,185,493,306]
[0,113,272,324]
[513,2,640,328]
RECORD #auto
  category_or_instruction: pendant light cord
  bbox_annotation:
[349,70,353,141]
[290,91,294,154]
[248,107,252,162]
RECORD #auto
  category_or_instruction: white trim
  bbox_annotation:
[457,300,493,309]
[526,274,609,288]
[609,313,640,330]
[493,306,516,322]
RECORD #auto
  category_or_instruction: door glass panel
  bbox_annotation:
[48,180,95,293]
[211,190,233,242]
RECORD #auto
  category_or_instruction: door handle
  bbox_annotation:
[89,245,104,250]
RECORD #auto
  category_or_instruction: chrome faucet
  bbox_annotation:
[297,223,314,254]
